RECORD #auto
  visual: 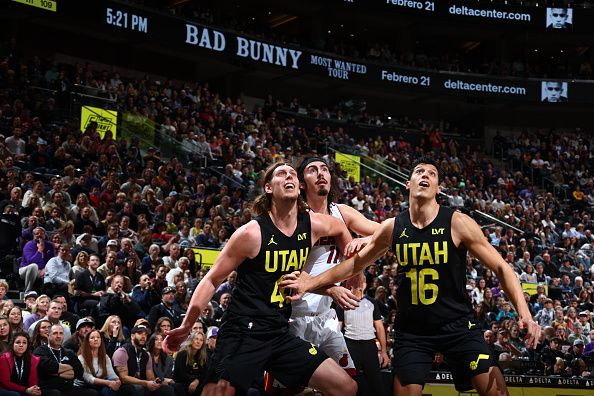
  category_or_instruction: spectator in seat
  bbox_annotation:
[43,244,72,298]
[147,287,183,329]
[0,331,42,396]
[76,329,121,396]
[195,223,219,248]
[73,254,106,317]
[20,227,55,293]
[112,325,173,396]
[97,275,142,331]
[33,324,98,396]
[173,330,210,395]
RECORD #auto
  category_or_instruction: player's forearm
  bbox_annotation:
[495,265,532,320]
[180,278,216,329]
[308,257,358,291]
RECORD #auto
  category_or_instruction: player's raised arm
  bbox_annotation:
[282,218,394,302]
[452,211,541,348]
[310,211,352,254]
[337,204,381,256]
[163,221,260,352]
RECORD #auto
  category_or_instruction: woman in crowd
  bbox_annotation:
[23,295,50,331]
[123,256,142,286]
[146,333,176,389]
[565,307,579,332]
[30,320,51,349]
[8,307,24,333]
[473,303,490,330]
[0,300,14,317]
[50,233,63,252]
[77,330,121,395]
[174,281,189,311]
[0,317,11,352]
[154,317,173,336]
[174,331,209,395]
[519,264,538,284]
[183,247,200,277]
[58,220,76,247]
[0,331,41,396]
[480,287,498,316]
[98,315,125,356]
[71,251,90,279]
[471,278,487,305]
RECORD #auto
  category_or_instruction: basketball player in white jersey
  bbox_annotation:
[290,157,381,375]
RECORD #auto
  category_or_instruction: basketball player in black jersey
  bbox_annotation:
[163,162,357,396]
[282,156,541,396]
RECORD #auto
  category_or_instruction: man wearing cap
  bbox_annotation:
[64,317,95,354]
[566,339,586,363]
[206,326,218,355]
[578,311,591,334]
[22,291,38,319]
[113,325,172,396]
[147,286,183,329]
[535,298,555,327]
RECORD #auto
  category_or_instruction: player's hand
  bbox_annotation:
[343,273,365,294]
[518,316,541,349]
[327,286,360,310]
[279,271,310,301]
[344,236,371,258]
[380,351,390,368]
[163,325,191,353]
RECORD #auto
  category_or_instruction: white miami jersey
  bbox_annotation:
[291,203,345,316]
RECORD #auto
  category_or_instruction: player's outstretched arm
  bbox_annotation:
[281,218,393,303]
[337,204,381,237]
[163,221,259,353]
[452,212,541,348]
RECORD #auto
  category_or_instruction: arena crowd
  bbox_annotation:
[0,38,593,395]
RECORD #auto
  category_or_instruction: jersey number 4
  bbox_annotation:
[405,268,439,305]
[271,276,288,308]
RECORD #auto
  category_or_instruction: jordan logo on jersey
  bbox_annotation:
[399,228,409,239]
[268,235,278,246]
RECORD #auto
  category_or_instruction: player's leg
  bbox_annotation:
[393,376,423,396]
[269,333,356,396]
[470,366,509,396]
[391,330,434,396]
[317,312,356,376]
[308,358,357,396]
[442,316,501,395]
[203,380,236,396]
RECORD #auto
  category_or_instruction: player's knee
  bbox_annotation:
[340,377,357,396]
[203,380,234,396]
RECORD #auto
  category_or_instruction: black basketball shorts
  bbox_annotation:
[392,315,495,392]
[205,316,329,391]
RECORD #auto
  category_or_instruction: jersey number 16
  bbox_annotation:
[405,268,439,305]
